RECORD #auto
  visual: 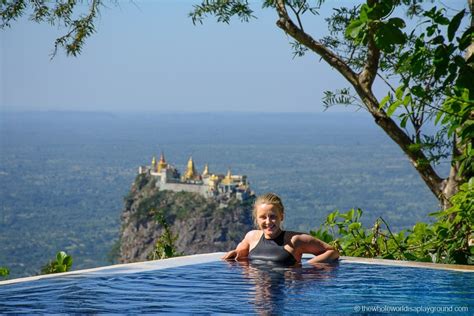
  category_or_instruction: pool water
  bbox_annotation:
[1,260,473,314]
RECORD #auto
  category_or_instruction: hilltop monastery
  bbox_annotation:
[138,153,253,201]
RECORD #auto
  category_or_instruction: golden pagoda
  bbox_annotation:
[202,163,209,177]
[183,156,198,180]
[221,168,233,185]
[157,152,168,172]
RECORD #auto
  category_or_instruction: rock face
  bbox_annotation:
[119,173,254,263]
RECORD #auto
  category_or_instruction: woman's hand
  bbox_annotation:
[222,249,249,261]
[222,250,237,260]
[222,232,254,261]
[307,249,339,264]
[294,233,340,263]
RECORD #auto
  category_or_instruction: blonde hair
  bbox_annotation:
[252,192,285,227]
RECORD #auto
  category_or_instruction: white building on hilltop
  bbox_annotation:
[138,153,253,201]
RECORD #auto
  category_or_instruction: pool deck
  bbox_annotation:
[1,253,473,285]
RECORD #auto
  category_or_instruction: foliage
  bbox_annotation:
[148,211,181,260]
[40,251,73,274]
[188,0,473,209]
[0,0,104,56]
[190,0,255,25]
[333,1,473,173]
[312,179,474,264]
[0,266,9,278]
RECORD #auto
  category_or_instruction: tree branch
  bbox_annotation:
[359,21,380,89]
[274,0,359,87]
[351,85,444,199]
[376,72,396,93]
[287,2,304,32]
[274,0,445,199]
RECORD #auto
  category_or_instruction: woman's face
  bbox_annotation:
[255,203,283,239]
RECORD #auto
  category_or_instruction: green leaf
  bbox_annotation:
[448,9,465,42]
[404,252,418,261]
[395,85,405,99]
[460,122,474,139]
[371,1,393,19]
[411,85,424,97]
[348,222,362,231]
[431,35,444,45]
[327,211,337,224]
[0,267,9,277]
[63,256,73,267]
[345,20,366,39]
[400,115,409,128]
[375,23,406,52]
[388,17,406,29]
[458,26,474,51]
[56,251,67,265]
[347,209,355,221]
[379,94,391,109]
[402,94,411,106]
[387,100,402,117]
[359,4,370,22]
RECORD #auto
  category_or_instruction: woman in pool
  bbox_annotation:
[223,193,339,264]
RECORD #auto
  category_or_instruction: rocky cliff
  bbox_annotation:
[119,173,254,262]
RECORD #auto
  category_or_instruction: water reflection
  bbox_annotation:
[225,260,339,315]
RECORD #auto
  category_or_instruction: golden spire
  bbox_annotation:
[222,167,233,185]
[202,163,209,177]
[151,156,157,170]
[157,152,167,172]
[184,156,197,180]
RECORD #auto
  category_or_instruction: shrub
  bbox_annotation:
[41,251,73,274]
[312,179,473,264]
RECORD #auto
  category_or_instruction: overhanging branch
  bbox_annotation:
[275,0,359,87]
[359,23,380,89]
[274,0,444,199]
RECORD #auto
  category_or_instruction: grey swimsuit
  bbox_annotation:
[248,231,297,265]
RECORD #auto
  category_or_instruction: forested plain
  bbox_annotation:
[0,111,442,278]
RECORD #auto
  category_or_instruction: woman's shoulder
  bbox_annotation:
[244,230,263,241]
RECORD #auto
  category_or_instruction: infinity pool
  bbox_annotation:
[1,254,473,314]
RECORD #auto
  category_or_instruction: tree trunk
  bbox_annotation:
[442,0,474,209]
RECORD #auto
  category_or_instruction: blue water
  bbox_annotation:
[1,261,473,314]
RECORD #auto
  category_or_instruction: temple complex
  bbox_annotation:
[138,153,253,201]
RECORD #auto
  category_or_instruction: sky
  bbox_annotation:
[0,0,356,113]
[0,0,468,113]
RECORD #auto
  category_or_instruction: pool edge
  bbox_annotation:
[0,252,226,286]
[1,253,473,285]
[340,256,474,272]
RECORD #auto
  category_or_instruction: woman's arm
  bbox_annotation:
[222,231,255,260]
[295,233,339,264]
